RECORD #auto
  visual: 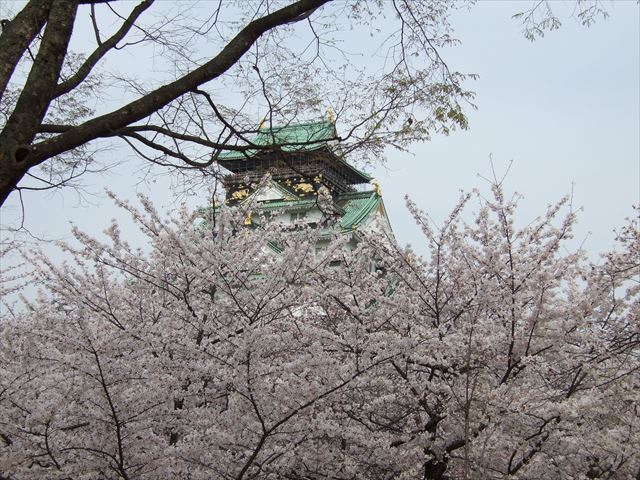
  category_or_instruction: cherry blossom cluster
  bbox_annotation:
[1,187,637,479]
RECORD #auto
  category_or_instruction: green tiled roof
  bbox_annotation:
[257,190,380,233]
[220,121,336,160]
[338,191,380,231]
[199,190,380,233]
[197,189,384,251]
[343,164,373,182]
[259,198,318,211]
[218,120,373,186]
[266,240,284,254]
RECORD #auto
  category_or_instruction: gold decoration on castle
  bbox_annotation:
[243,210,253,225]
[326,107,335,123]
[231,189,249,200]
[370,179,382,196]
[294,182,314,193]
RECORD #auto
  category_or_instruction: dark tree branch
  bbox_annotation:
[120,131,211,167]
[54,0,154,98]
[0,0,79,206]
[0,0,329,206]
[1,0,78,146]
[32,0,330,163]
[0,0,53,102]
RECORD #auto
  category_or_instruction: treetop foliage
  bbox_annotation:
[1,183,637,478]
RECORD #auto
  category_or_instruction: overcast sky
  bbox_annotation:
[372,0,639,257]
[2,0,638,262]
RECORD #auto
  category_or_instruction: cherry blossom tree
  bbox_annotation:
[1,186,638,479]
[375,188,639,478]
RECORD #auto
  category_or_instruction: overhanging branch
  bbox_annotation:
[30,0,331,164]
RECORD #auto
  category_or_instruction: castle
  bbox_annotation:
[217,118,393,250]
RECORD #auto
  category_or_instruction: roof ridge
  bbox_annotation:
[337,189,377,199]
[261,120,333,130]
[339,191,380,231]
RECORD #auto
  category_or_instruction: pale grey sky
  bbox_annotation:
[372,1,639,257]
[2,0,638,262]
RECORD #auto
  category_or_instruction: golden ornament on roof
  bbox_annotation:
[326,107,335,124]
[231,189,249,200]
[370,179,382,196]
[294,182,315,193]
